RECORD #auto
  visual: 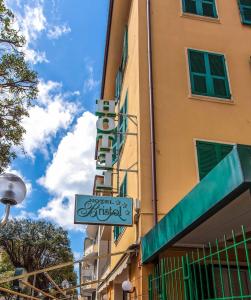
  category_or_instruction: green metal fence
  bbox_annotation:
[148,226,251,300]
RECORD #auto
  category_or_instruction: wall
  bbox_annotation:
[103,0,140,271]
[148,0,251,217]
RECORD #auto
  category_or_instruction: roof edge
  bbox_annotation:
[100,0,114,99]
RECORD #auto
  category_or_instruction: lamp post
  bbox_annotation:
[122,280,136,300]
[0,173,27,227]
[62,279,70,300]
[62,280,70,289]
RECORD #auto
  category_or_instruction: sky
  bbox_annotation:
[0,0,109,261]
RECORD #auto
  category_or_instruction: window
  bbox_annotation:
[114,27,128,101]
[121,27,128,72]
[188,49,231,99]
[112,93,128,165]
[196,140,234,180]
[238,0,251,24]
[115,69,122,100]
[112,129,118,164]
[119,173,127,198]
[113,225,124,242]
[182,0,217,18]
[118,93,128,149]
[114,174,127,242]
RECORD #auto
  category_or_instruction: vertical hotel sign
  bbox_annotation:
[74,99,133,226]
[95,99,116,191]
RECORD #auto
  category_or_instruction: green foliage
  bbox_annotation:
[0,250,15,300]
[0,220,77,297]
[0,0,38,172]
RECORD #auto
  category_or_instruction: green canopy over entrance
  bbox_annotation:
[142,145,251,263]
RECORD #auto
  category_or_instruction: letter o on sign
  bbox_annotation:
[97,117,115,133]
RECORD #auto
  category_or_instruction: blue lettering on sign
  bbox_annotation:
[74,195,133,226]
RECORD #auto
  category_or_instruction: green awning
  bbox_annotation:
[142,145,251,263]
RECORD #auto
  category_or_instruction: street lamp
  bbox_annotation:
[62,280,71,300]
[62,279,70,289]
[0,173,26,227]
[122,280,136,300]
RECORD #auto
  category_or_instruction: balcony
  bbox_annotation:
[86,224,98,239]
[81,263,97,296]
[84,244,95,256]
[83,238,98,264]
[81,276,97,294]
[82,266,94,278]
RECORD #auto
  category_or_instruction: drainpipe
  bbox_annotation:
[146,0,158,225]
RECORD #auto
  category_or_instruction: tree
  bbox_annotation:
[0,0,38,172]
[0,250,15,300]
[0,220,77,298]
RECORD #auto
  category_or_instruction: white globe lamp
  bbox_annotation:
[122,280,133,292]
[0,173,27,227]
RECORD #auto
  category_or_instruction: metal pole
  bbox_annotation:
[0,204,10,227]
[22,280,56,299]
[0,249,136,284]
[146,0,158,225]
[31,274,36,297]
[44,272,66,297]
[0,286,40,300]
[122,291,127,300]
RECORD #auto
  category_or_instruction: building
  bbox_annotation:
[81,0,251,299]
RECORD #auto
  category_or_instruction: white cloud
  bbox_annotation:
[73,251,82,261]
[6,0,48,64]
[83,64,100,93]
[21,4,46,43]
[37,80,62,104]
[24,48,48,65]
[15,210,37,220]
[37,112,97,231]
[47,24,71,39]
[5,0,22,8]
[22,80,78,158]
[6,1,72,64]
[19,3,48,64]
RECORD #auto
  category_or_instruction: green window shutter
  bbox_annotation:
[119,93,128,151]
[196,141,234,180]
[238,0,251,24]
[119,174,127,197]
[189,50,208,95]
[114,174,127,242]
[113,225,124,241]
[208,53,230,98]
[121,27,128,72]
[188,49,231,99]
[115,69,122,100]
[183,0,217,17]
[183,0,197,14]
[113,226,120,241]
[113,93,128,166]
[112,128,118,165]
[201,0,217,17]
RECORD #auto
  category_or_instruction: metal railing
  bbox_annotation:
[148,226,251,300]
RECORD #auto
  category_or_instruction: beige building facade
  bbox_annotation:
[81,1,251,299]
